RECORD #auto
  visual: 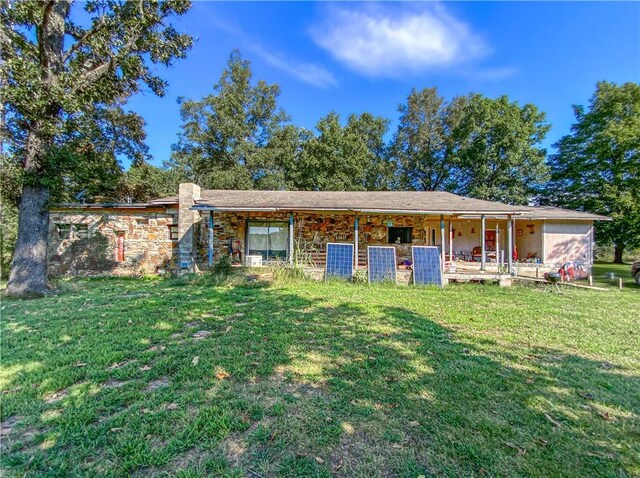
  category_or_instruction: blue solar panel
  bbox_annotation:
[412,246,443,287]
[367,246,397,283]
[325,243,354,279]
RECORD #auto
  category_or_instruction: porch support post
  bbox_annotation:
[354,216,359,269]
[289,213,294,265]
[440,214,445,270]
[480,214,486,271]
[507,214,513,274]
[495,220,500,268]
[449,219,454,262]
[208,211,214,268]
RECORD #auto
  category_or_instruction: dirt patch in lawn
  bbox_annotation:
[146,377,170,392]
[44,389,69,404]
[103,379,129,389]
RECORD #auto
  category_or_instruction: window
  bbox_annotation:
[74,224,89,239]
[168,224,179,240]
[388,227,412,244]
[246,221,288,260]
[56,224,71,240]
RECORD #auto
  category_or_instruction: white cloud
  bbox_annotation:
[204,12,337,88]
[310,4,489,77]
[252,47,337,88]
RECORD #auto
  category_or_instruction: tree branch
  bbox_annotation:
[62,17,107,64]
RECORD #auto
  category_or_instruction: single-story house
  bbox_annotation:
[48,183,609,277]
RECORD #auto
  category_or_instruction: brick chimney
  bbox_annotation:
[177,183,201,275]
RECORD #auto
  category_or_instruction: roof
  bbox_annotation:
[53,203,155,209]
[75,188,610,221]
[520,206,610,221]
[188,189,527,215]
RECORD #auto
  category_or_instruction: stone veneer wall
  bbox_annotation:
[48,207,178,276]
[194,211,433,266]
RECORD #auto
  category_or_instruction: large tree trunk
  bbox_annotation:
[613,244,625,264]
[4,1,69,297]
[5,186,51,297]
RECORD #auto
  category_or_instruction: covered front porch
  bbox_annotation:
[196,210,540,277]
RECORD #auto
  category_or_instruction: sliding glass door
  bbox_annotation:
[246,221,288,261]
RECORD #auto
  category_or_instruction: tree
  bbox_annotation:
[2,0,193,296]
[453,94,550,204]
[290,111,390,191]
[545,81,640,263]
[54,105,150,202]
[249,124,310,190]
[170,50,289,190]
[392,87,466,191]
[346,112,393,190]
[118,161,182,203]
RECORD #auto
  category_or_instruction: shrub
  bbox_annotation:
[213,255,233,277]
[352,269,368,284]
[271,262,308,282]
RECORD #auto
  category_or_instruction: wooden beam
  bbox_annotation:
[449,219,453,262]
[495,220,500,269]
[440,214,445,271]
[507,214,513,274]
[480,214,486,271]
[289,213,294,265]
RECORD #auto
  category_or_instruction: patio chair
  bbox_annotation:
[472,246,482,262]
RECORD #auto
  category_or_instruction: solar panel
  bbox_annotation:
[325,243,354,279]
[412,246,443,287]
[367,246,397,283]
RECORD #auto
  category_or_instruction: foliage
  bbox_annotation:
[0,200,18,280]
[392,88,550,204]
[118,161,181,203]
[270,262,308,282]
[2,0,193,186]
[545,81,640,262]
[212,254,233,277]
[290,111,391,190]
[392,87,466,191]
[1,0,193,295]
[453,94,550,204]
[1,277,638,476]
[52,106,150,202]
[170,50,289,190]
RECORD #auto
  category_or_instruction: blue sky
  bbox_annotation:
[123,1,640,168]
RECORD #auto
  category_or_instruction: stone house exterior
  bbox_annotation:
[48,183,609,277]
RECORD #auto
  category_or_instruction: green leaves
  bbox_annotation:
[392,88,550,204]
[454,94,550,205]
[545,81,640,257]
[2,0,194,177]
[170,51,289,190]
[291,111,391,191]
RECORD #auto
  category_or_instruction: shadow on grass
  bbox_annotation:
[1,277,638,477]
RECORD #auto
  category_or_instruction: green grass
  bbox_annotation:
[1,273,638,477]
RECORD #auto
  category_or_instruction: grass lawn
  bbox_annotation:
[1,273,638,477]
